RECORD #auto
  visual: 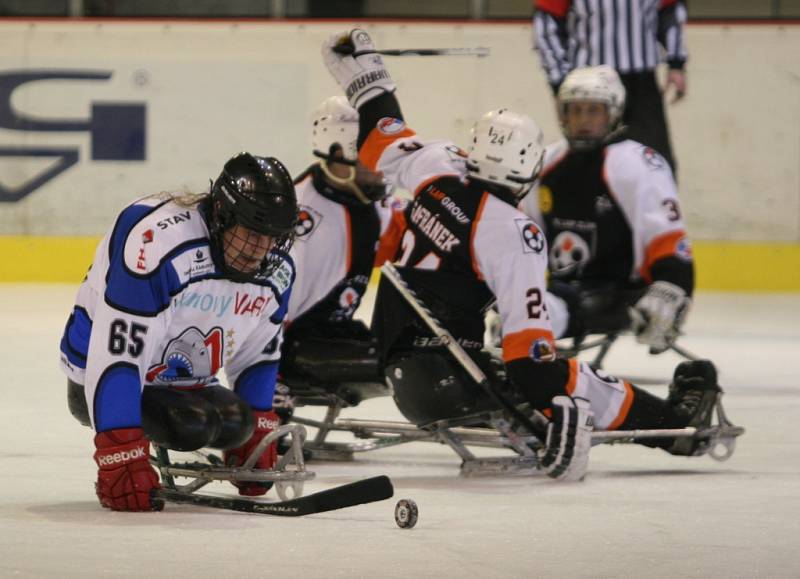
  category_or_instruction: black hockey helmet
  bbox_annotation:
[208,152,298,280]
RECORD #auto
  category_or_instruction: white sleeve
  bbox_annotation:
[604,141,691,277]
[357,118,467,195]
[83,221,174,430]
[376,138,468,195]
[472,195,555,363]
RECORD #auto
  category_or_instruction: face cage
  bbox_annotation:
[559,101,617,152]
[209,195,296,282]
[507,154,544,203]
[218,227,294,282]
[319,159,389,204]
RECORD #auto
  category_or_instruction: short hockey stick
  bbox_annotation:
[152,475,393,517]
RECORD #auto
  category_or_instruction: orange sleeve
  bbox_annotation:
[501,328,556,363]
[640,229,689,282]
[374,208,407,266]
[606,381,635,431]
[535,0,571,18]
[358,124,416,172]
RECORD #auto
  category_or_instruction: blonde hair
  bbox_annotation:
[146,190,209,208]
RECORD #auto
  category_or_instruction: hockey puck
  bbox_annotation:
[394,499,418,529]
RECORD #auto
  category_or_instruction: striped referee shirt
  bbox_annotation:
[534,0,688,87]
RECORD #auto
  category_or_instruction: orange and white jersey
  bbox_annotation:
[287,165,406,324]
[363,114,637,430]
[360,117,556,364]
[521,138,692,285]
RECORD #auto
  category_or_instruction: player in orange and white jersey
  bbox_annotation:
[287,96,406,327]
[276,97,406,416]
[322,29,721,480]
[519,65,693,353]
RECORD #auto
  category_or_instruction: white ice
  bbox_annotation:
[0,284,798,578]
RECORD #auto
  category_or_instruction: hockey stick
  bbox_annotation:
[152,475,394,517]
[381,263,546,441]
[333,45,490,58]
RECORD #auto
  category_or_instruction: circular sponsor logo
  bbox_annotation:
[522,222,545,253]
[295,208,315,237]
[338,286,360,309]
[377,117,405,135]
[676,236,693,261]
[642,147,665,169]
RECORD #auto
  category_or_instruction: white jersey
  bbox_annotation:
[521,138,691,285]
[287,165,406,324]
[362,115,636,430]
[59,196,294,431]
[360,121,555,363]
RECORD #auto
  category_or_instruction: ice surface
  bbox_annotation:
[0,284,798,578]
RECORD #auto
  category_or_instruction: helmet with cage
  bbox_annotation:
[208,152,297,281]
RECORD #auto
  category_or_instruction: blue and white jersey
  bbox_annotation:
[59,195,295,432]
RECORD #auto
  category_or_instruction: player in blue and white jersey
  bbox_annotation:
[59,152,298,511]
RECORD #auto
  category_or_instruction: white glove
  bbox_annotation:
[538,396,593,482]
[629,281,691,354]
[321,29,396,108]
[483,307,502,348]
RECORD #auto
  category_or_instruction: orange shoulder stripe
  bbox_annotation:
[565,358,579,395]
[358,125,416,172]
[606,380,635,430]
[374,209,407,266]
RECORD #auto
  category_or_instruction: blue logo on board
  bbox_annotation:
[0,70,147,202]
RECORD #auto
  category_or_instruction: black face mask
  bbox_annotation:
[203,197,295,283]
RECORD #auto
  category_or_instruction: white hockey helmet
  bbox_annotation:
[557,65,626,148]
[311,96,359,164]
[311,96,388,204]
[466,109,545,201]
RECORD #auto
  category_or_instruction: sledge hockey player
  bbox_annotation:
[321,29,721,481]
[519,65,694,354]
[276,96,406,418]
[59,153,298,511]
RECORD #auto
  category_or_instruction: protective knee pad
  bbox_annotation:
[194,386,254,449]
[386,351,499,426]
[67,380,91,427]
[141,387,223,452]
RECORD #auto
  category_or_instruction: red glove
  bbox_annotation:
[93,427,162,512]
[224,409,279,496]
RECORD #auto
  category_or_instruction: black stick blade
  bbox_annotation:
[153,475,394,517]
[302,475,394,514]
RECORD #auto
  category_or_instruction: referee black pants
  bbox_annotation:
[619,72,677,176]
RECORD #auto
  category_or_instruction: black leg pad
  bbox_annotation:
[193,386,254,450]
[67,379,91,427]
